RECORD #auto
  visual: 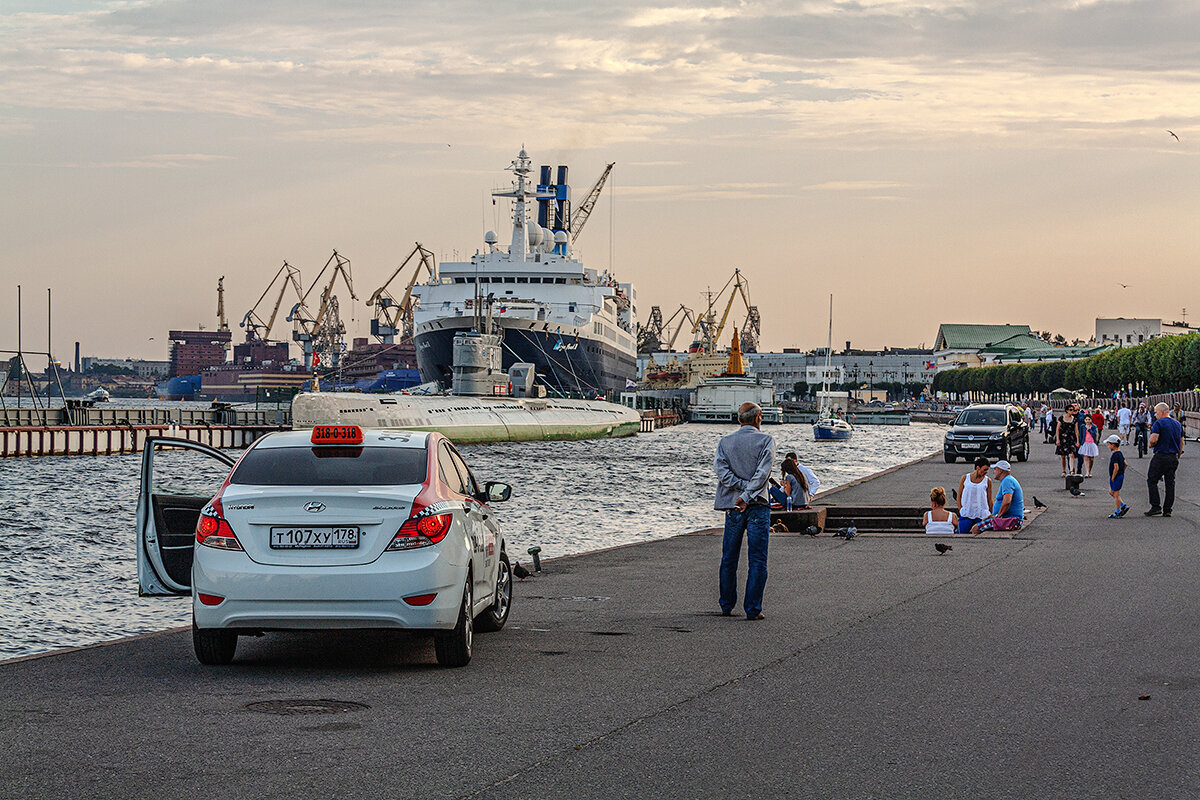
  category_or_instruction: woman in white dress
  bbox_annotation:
[923,486,958,535]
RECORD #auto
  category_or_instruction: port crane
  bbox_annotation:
[569,162,615,244]
[366,243,437,344]
[638,304,698,353]
[690,269,759,353]
[216,276,231,351]
[289,250,357,382]
[241,261,304,344]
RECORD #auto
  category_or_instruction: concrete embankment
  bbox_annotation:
[2,441,1197,799]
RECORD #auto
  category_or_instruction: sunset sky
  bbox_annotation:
[2,0,1198,361]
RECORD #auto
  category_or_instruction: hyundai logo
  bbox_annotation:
[304,502,326,513]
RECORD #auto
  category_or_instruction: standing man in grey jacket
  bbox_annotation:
[714,402,776,620]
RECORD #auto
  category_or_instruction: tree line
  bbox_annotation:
[931,333,1200,399]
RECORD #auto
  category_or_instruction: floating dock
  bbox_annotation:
[783,409,911,425]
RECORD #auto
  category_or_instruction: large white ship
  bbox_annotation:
[411,149,638,396]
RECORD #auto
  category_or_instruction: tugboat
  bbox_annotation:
[410,148,637,396]
[813,295,853,441]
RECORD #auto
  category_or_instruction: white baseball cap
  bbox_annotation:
[993,460,1012,472]
[1105,434,1121,444]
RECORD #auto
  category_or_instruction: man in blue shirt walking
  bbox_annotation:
[714,402,775,620]
[1146,402,1184,517]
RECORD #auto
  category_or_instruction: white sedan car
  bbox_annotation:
[136,425,513,667]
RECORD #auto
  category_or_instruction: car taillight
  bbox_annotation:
[195,498,243,551]
[387,508,452,551]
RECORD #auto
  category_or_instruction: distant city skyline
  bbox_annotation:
[2,0,1198,361]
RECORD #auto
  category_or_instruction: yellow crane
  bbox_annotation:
[366,243,437,344]
[241,261,304,343]
[690,269,758,353]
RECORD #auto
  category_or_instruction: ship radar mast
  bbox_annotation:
[492,147,554,262]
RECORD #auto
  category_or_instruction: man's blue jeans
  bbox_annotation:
[720,504,770,617]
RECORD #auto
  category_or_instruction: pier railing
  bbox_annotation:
[0,405,290,428]
[0,423,284,459]
[1043,390,1198,440]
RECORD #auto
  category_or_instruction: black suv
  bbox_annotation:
[943,404,1029,463]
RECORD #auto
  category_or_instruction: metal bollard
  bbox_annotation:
[527,545,542,573]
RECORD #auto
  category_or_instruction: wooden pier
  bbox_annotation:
[640,410,683,432]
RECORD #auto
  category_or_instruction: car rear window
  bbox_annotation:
[230,445,427,486]
[958,409,1007,426]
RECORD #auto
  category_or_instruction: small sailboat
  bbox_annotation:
[813,295,853,441]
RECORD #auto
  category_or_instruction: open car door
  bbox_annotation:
[136,437,236,597]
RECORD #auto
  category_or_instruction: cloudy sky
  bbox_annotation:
[2,0,1198,360]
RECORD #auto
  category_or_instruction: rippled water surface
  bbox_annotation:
[0,422,945,659]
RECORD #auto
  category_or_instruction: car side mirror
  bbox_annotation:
[483,481,512,503]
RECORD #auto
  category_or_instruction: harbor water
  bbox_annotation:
[0,422,947,660]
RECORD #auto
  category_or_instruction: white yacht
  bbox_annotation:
[411,149,637,396]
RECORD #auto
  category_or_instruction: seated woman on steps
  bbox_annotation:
[769,457,810,509]
[923,487,958,535]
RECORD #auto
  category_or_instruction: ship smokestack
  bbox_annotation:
[555,165,569,230]
[538,165,552,228]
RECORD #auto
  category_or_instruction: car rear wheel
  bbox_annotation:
[434,579,473,667]
[476,551,512,633]
[192,622,237,665]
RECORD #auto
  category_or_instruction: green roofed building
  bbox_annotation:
[933,324,1033,371]
[933,323,1110,371]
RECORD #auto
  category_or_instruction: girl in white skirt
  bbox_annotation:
[1078,419,1100,477]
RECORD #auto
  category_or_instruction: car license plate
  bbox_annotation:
[960,442,981,449]
[269,527,360,549]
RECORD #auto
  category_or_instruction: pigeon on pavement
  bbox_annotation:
[935,542,952,555]
[512,561,531,581]
[1033,496,1047,508]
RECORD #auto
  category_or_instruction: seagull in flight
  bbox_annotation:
[1118,283,1130,289]
[1167,130,1180,141]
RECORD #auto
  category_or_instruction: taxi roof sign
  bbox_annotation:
[311,425,364,445]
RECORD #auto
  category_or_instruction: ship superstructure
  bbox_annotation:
[411,149,637,395]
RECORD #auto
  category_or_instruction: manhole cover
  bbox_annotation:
[246,699,369,716]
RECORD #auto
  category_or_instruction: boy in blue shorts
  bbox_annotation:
[1106,434,1128,518]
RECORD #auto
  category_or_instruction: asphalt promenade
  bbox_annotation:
[2,434,1197,799]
